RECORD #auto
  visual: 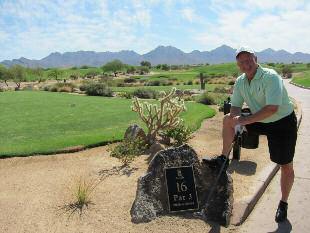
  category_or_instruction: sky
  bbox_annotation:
[0,0,310,61]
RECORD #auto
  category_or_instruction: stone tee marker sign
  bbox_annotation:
[165,166,199,212]
[130,144,233,226]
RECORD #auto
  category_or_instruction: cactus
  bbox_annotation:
[131,88,186,144]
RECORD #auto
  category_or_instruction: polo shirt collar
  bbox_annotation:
[252,65,263,80]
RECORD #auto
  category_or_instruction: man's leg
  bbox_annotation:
[221,114,235,156]
[275,162,294,222]
[280,162,295,202]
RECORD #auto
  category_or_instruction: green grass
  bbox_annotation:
[111,84,227,93]
[21,63,310,82]
[291,71,310,87]
[0,91,215,157]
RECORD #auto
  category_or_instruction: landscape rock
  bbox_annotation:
[124,124,147,142]
[130,144,234,226]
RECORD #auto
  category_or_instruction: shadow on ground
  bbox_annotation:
[228,160,257,176]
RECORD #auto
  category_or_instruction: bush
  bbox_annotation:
[83,82,113,97]
[110,138,147,166]
[187,80,193,85]
[133,88,158,99]
[162,123,193,146]
[145,80,161,86]
[117,92,133,99]
[214,86,228,93]
[228,80,235,85]
[124,77,136,83]
[196,92,216,105]
[116,82,125,87]
[47,83,76,92]
[50,86,58,92]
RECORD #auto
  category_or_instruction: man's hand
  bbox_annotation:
[232,115,249,126]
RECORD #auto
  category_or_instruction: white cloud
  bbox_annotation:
[195,0,310,53]
[180,7,195,22]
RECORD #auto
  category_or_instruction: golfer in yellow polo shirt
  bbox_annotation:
[215,46,297,223]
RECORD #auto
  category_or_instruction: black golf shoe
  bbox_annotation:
[275,201,288,223]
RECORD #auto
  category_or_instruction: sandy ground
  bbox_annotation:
[0,109,271,233]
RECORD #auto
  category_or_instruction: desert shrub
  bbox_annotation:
[124,77,136,83]
[145,80,161,86]
[281,65,293,78]
[162,123,193,146]
[83,82,113,97]
[214,86,228,93]
[116,82,125,87]
[228,80,235,85]
[196,92,216,105]
[133,88,158,99]
[50,86,58,92]
[110,138,147,166]
[70,176,98,212]
[70,74,78,80]
[117,92,133,99]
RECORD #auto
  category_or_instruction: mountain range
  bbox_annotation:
[2,45,310,68]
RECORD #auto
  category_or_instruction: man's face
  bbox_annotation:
[236,52,257,75]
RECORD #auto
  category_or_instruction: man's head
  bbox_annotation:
[235,46,258,78]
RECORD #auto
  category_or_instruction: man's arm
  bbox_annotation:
[237,105,279,125]
[230,106,242,117]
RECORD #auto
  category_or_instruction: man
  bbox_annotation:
[216,46,297,223]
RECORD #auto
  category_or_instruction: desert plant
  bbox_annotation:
[145,80,161,86]
[83,82,113,96]
[132,88,186,144]
[162,123,193,146]
[67,176,99,215]
[196,92,216,105]
[281,65,293,78]
[133,88,158,99]
[110,137,147,166]
[214,86,229,93]
[124,77,136,83]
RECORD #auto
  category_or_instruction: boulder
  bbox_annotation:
[124,124,147,142]
[130,144,234,226]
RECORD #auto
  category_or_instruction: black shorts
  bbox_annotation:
[245,111,297,165]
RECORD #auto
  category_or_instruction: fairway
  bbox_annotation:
[292,71,310,87]
[0,91,215,157]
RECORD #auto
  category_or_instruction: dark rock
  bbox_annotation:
[201,156,234,226]
[124,124,147,142]
[148,142,165,157]
[130,144,234,226]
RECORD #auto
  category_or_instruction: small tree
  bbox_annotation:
[131,88,186,144]
[161,64,170,71]
[126,66,136,74]
[101,59,124,77]
[140,60,151,68]
[33,67,45,83]
[0,65,10,87]
[281,65,293,78]
[9,65,26,90]
[48,69,63,82]
[138,66,149,75]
